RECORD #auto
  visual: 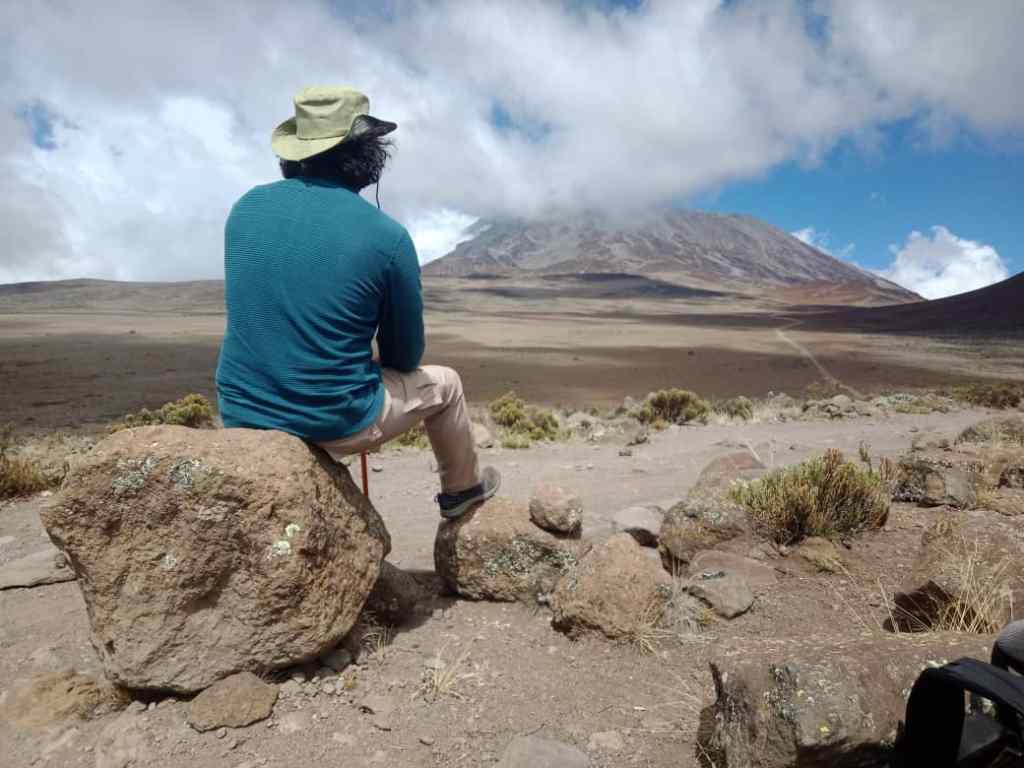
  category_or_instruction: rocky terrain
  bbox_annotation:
[422,211,917,306]
[2,397,1023,768]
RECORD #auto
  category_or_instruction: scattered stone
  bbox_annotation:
[279,679,302,697]
[658,452,764,570]
[689,550,776,593]
[618,448,633,457]
[551,534,671,639]
[216,727,228,739]
[42,426,390,693]
[611,506,663,548]
[892,510,1024,630]
[0,671,128,729]
[686,570,753,619]
[94,713,151,768]
[795,537,845,574]
[893,459,978,509]
[472,422,495,449]
[126,700,146,715]
[186,672,278,732]
[364,561,425,626]
[419,735,435,746]
[911,432,952,452]
[1001,465,1024,489]
[564,412,607,442]
[434,498,587,601]
[371,464,384,473]
[703,634,988,767]
[0,547,77,590]
[621,419,649,447]
[496,736,590,768]
[529,483,583,537]
[587,730,624,752]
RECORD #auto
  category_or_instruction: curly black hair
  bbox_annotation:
[278,135,392,191]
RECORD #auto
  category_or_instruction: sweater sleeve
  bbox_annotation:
[377,230,425,372]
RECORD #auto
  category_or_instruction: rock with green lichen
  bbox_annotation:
[433,498,588,602]
[42,425,389,693]
[703,634,990,767]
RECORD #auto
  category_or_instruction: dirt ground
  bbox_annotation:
[0,278,1020,767]
[1,276,1021,433]
[0,407,1005,768]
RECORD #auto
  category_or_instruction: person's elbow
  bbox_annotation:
[390,341,424,373]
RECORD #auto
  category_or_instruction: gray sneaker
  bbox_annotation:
[436,467,501,519]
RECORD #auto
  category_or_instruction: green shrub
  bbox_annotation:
[955,382,1024,410]
[636,389,710,426]
[111,394,215,432]
[489,392,562,447]
[711,396,754,421]
[730,449,890,545]
[393,424,430,450]
[0,425,55,499]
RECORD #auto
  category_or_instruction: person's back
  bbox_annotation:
[216,85,499,519]
[217,177,420,441]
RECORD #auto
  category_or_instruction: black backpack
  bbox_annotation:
[900,622,1024,767]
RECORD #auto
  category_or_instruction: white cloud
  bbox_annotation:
[791,227,854,259]
[406,209,478,265]
[878,226,1009,300]
[0,1,1022,281]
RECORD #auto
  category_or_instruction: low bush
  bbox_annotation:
[955,382,1024,410]
[393,424,430,450]
[110,394,215,432]
[957,416,1024,447]
[0,425,55,500]
[489,392,562,447]
[711,396,754,421]
[730,449,890,545]
[636,389,710,427]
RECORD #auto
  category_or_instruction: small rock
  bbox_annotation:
[363,561,425,626]
[796,537,844,573]
[587,730,624,752]
[0,547,78,590]
[496,736,590,768]
[419,735,435,746]
[186,672,278,732]
[611,506,663,548]
[687,570,754,619]
[127,701,146,715]
[529,483,584,537]
[618,448,633,457]
[371,464,384,473]
[279,680,301,697]
[216,727,227,739]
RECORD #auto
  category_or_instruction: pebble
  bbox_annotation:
[127,701,147,714]
[372,464,384,473]
[419,736,435,746]
[216,727,227,739]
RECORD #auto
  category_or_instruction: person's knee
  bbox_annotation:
[429,365,464,403]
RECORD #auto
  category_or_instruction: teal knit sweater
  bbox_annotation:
[216,177,424,441]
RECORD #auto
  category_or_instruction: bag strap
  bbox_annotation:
[903,658,1024,767]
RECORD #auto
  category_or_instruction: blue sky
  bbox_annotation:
[1,0,1022,296]
[698,128,1024,276]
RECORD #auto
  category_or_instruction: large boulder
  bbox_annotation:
[434,498,587,602]
[702,633,990,768]
[893,458,977,509]
[551,533,672,639]
[42,426,390,693]
[892,510,1024,631]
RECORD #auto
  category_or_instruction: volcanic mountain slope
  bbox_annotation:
[423,211,918,306]
[815,270,1024,334]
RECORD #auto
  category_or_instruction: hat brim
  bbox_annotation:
[271,115,397,162]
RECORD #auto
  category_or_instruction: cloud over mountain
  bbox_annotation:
[1,1,1022,282]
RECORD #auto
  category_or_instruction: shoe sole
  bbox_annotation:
[439,471,502,519]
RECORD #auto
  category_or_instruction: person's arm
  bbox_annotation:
[377,230,425,372]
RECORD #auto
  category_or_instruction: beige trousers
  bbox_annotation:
[318,366,481,493]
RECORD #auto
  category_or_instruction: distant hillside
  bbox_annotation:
[816,271,1024,333]
[0,279,225,314]
[423,211,918,306]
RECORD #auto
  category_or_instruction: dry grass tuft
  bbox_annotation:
[0,425,57,500]
[623,597,675,655]
[730,449,890,545]
[109,393,215,433]
[488,391,563,448]
[392,424,430,450]
[637,389,710,427]
[356,611,394,664]
[709,396,754,422]
[415,643,475,702]
[956,416,1024,448]
[955,382,1024,410]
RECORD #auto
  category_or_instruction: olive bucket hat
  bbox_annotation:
[271,85,397,162]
